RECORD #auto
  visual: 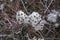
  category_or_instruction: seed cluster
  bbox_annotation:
[16,10,60,30]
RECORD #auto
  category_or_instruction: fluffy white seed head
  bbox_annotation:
[16,10,28,24]
[47,10,60,23]
[47,13,57,23]
[28,12,47,30]
[29,12,42,26]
